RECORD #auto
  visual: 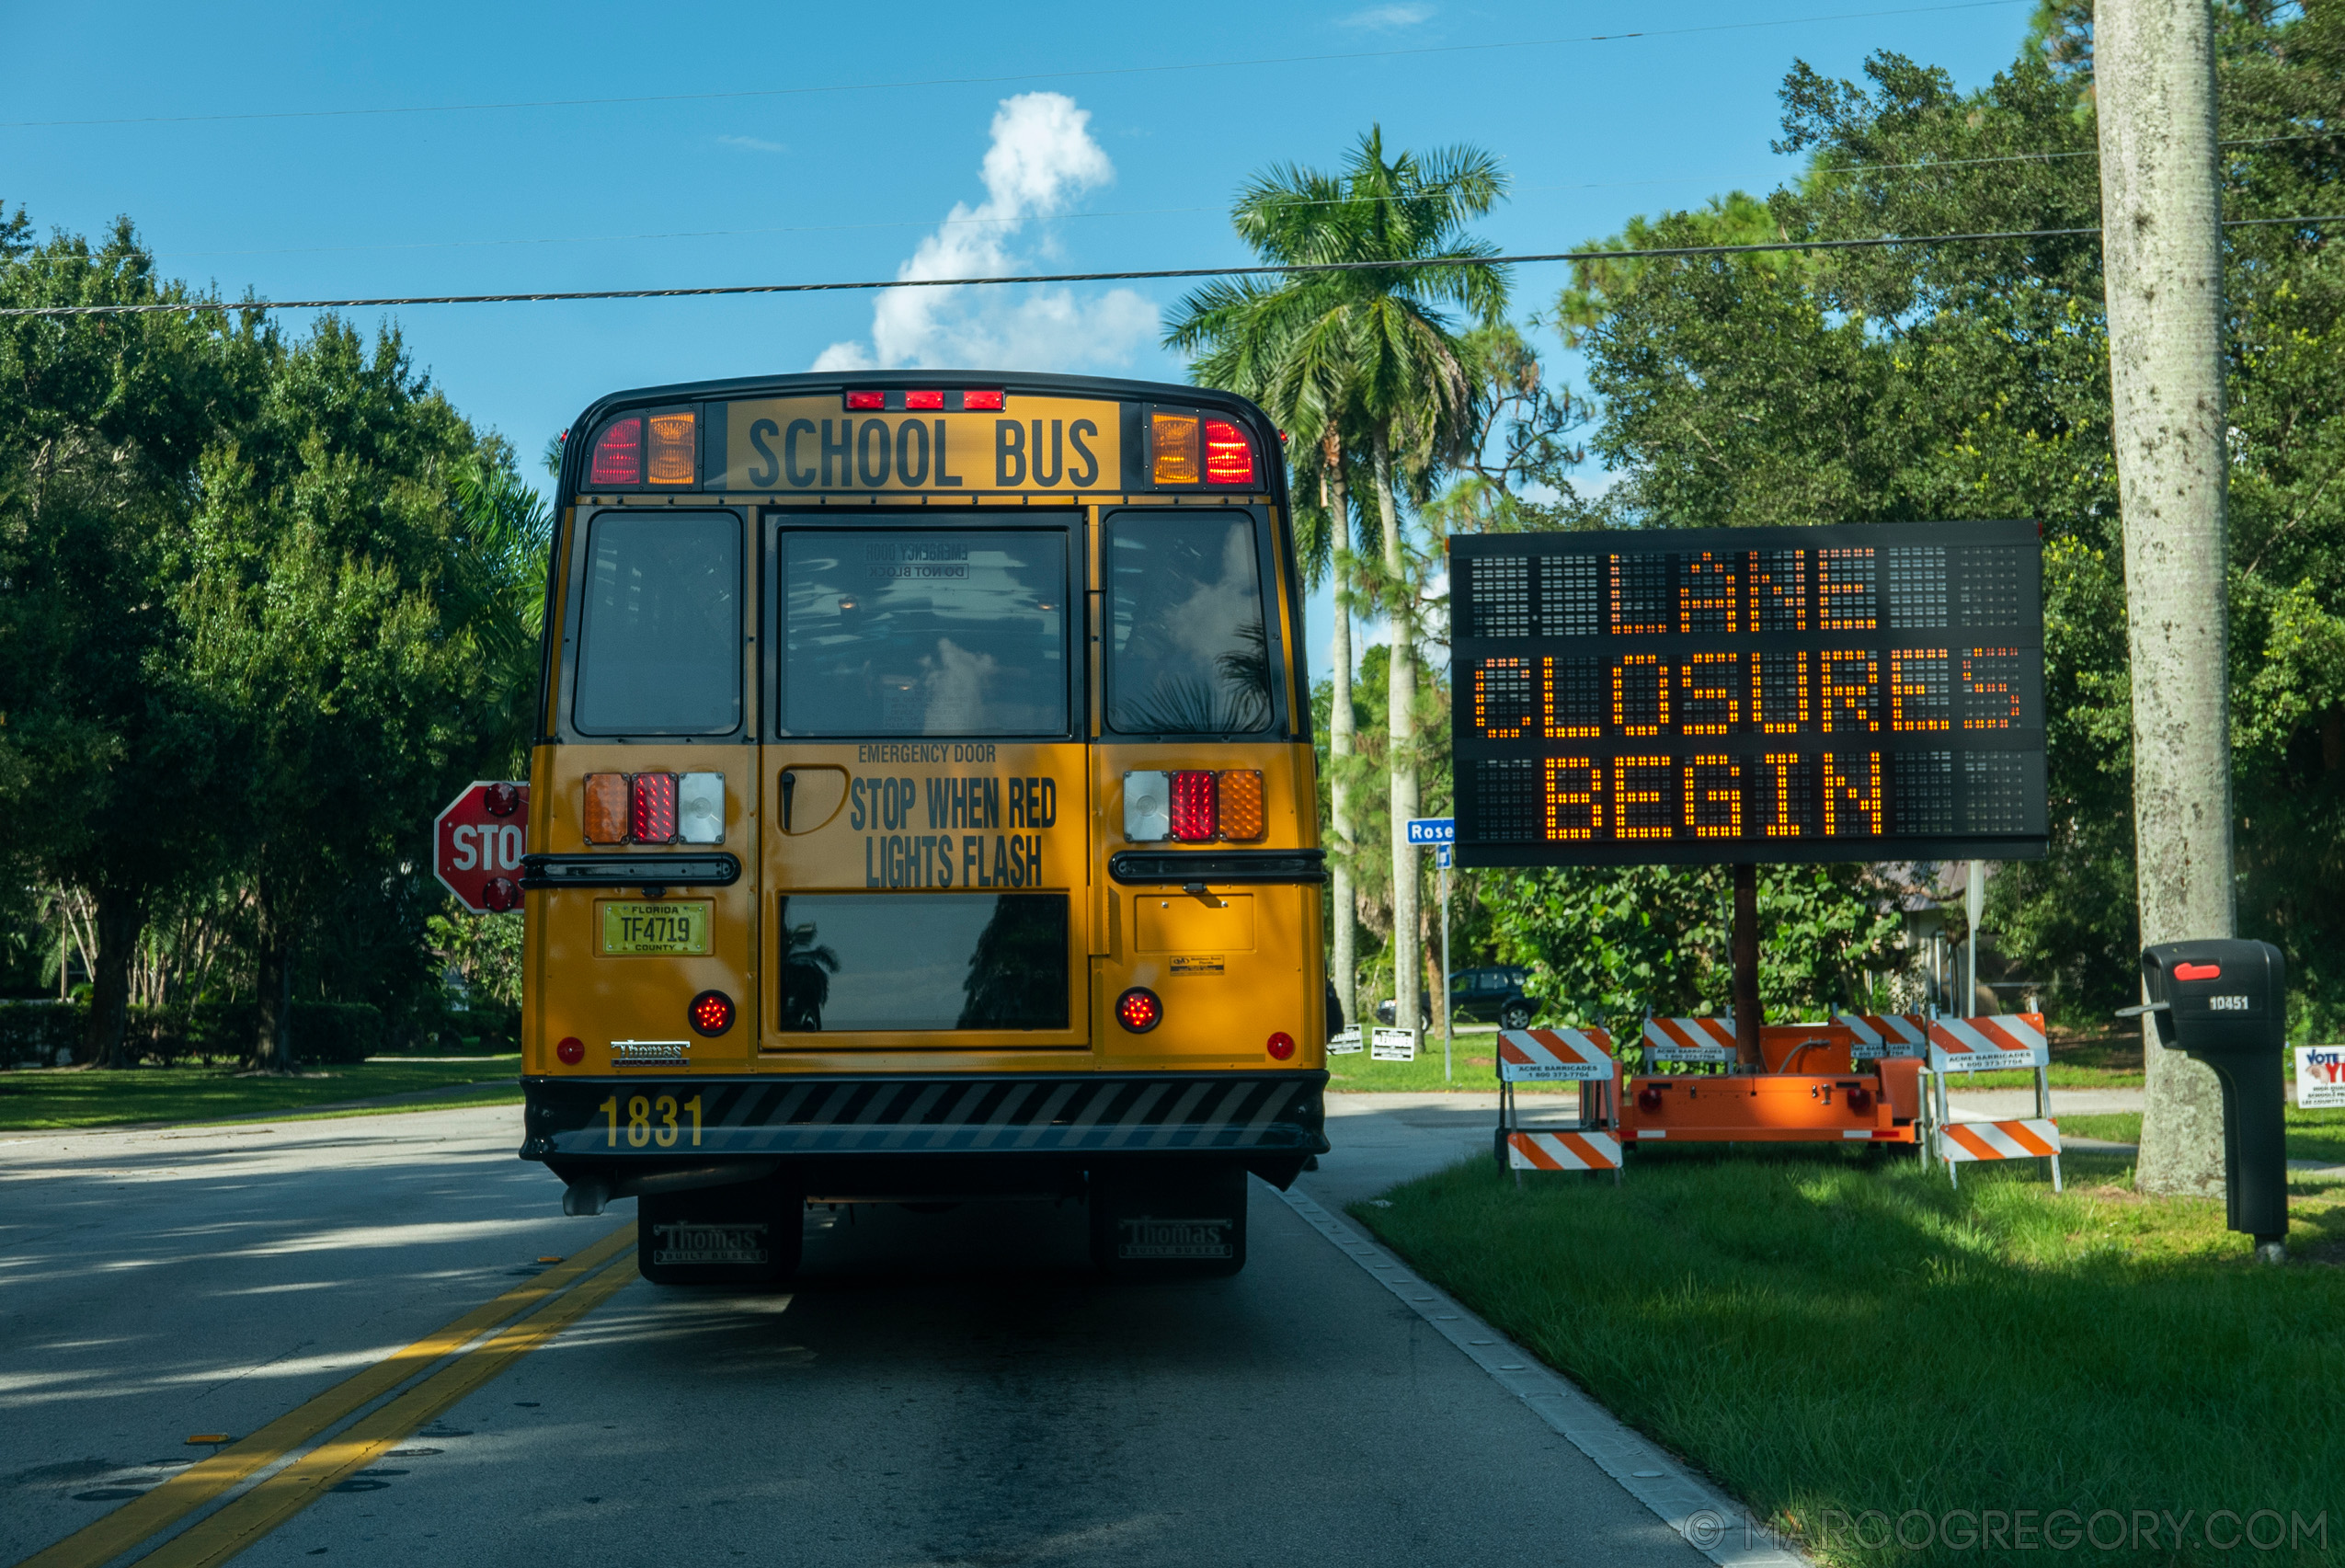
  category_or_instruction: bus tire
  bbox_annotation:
[1088,1162,1247,1280]
[637,1177,804,1288]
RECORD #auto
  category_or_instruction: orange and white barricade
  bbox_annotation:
[1926,1013,2062,1191]
[1836,1013,1929,1061]
[1495,1027,1622,1178]
[1642,1016,1737,1070]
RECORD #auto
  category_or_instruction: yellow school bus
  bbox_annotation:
[514,372,1329,1283]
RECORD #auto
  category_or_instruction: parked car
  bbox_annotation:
[1373,967,1536,1031]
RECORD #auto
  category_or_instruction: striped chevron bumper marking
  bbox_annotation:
[520,1072,1331,1160]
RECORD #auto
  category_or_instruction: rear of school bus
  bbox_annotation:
[514,372,1329,1284]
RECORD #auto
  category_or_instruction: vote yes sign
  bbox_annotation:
[435,781,530,913]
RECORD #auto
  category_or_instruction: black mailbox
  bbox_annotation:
[2138,939,2289,1256]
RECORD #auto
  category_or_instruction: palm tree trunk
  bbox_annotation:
[2098,0,2231,1197]
[85,887,143,1070]
[1372,429,1421,1036]
[1327,456,1358,1033]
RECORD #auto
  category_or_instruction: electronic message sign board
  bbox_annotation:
[1450,521,2047,867]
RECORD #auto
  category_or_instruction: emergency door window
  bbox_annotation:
[774,893,1069,1032]
[573,511,742,735]
[776,529,1069,737]
[1105,509,1275,735]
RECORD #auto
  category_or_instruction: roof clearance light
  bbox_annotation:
[962,389,1005,410]
[677,773,725,844]
[631,773,679,844]
[589,417,642,486]
[1115,987,1162,1033]
[1151,413,1200,485]
[1203,418,1254,486]
[583,773,630,843]
[1170,770,1218,841]
[646,412,696,485]
[904,390,944,410]
[689,990,736,1036]
[845,390,886,410]
[1217,770,1266,841]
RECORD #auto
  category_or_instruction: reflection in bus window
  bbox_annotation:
[777,530,1067,737]
[573,511,742,735]
[773,894,1069,1031]
[1106,511,1273,734]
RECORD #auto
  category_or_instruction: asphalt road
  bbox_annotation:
[3,1097,1708,1568]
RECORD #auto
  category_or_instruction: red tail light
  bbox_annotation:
[1203,418,1254,486]
[1846,1085,1875,1115]
[1267,1031,1296,1061]
[1636,1085,1664,1114]
[556,1036,586,1065]
[1170,771,1218,841]
[689,990,735,1036]
[845,390,885,410]
[589,417,642,486]
[631,773,678,842]
[1115,987,1162,1033]
[904,390,944,410]
[962,389,1005,410]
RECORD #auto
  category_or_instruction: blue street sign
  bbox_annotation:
[1436,844,1453,870]
[1406,818,1455,846]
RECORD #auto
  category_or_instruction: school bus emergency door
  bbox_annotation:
[516,373,1330,1284]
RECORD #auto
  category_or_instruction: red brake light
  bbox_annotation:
[845,390,885,410]
[589,417,642,486]
[1115,987,1162,1033]
[1170,771,1218,841]
[962,389,1005,410]
[689,990,735,1036]
[631,773,678,842]
[556,1036,585,1065]
[1267,1031,1296,1061]
[1203,418,1254,486]
[904,390,944,410]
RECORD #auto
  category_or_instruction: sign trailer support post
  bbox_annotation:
[1438,846,1453,1084]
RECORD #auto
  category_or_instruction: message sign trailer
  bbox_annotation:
[1449,521,2048,1152]
[1618,1016,1927,1150]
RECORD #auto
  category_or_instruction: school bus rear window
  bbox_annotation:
[1105,510,1274,735]
[776,528,1069,738]
[775,893,1069,1032]
[574,511,742,735]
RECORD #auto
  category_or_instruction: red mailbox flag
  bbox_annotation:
[435,781,530,913]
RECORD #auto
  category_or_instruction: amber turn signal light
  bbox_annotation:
[1150,413,1199,485]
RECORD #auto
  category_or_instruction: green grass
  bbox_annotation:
[1327,1034,1576,1093]
[0,1057,521,1130]
[1354,1147,2345,1567]
[2058,1107,2345,1166]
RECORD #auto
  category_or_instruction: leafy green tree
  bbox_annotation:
[0,212,266,1065]
[1167,127,1510,1033]
[185,319,520,1067]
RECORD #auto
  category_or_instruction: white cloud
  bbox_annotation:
[811,92,1156,374]
[717,134,786,154]
[1341,3,1434,27]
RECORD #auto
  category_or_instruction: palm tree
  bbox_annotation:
[1166,126,1508,1035]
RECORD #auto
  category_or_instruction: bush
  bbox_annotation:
[291,1001,384,1065]
[0,1001,86,1068]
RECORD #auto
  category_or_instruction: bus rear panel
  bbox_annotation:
[516,373,1329,1281]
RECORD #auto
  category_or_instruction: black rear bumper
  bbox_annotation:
[520,1070,1328,1173]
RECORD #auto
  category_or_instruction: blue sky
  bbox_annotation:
[6,0,2037,664]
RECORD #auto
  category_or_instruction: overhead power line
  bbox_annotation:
[5,216,2337,319]
[0,1,2025,130]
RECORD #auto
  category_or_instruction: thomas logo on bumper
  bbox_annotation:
[653,1221,768,1266]
[1116,1216,1235,1261]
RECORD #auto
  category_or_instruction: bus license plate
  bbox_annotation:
[600,901,712,956]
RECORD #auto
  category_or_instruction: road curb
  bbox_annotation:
[1275,1185,1812,1568]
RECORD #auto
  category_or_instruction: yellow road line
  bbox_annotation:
[134,1253,642,1568]
[15,1224,635,1568]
